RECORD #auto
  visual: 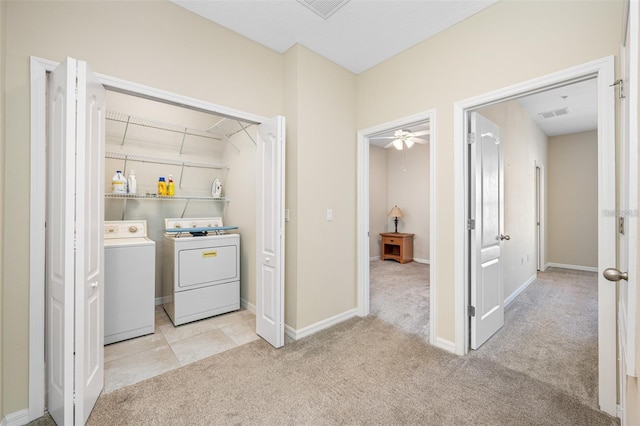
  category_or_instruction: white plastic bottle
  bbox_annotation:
[112,170,127,194]
[127,170,137,195]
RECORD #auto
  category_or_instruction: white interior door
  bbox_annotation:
[74,60,106,424]
[256,116,285,348]
[469,111,505,350]
[46,57,105,425]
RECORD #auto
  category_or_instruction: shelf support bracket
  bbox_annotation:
[224,135,240,153]
[238,121,256,146]
[179,164,185,188]
[180,199,191,218]
[179,127,188,154]
[120,115,131,146]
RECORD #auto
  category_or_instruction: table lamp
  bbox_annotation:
[387,205,404,233]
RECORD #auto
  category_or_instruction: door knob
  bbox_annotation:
[499,234,511,241]
[603,268,628,282]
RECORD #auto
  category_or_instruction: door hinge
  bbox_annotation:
[619,216,625,235]
[468,306,476,317]
[467,132,476,144]
[467,219,475,230]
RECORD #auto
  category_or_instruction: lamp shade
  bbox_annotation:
[392,139,404,150]
[387,205,404,218]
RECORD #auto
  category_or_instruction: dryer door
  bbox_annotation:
[177,244,239,290]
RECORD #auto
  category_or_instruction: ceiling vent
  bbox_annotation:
[297,0,350,19]
[538,107,569,119]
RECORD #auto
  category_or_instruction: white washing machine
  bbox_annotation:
[163,217,240,326]
[104,220,156,345]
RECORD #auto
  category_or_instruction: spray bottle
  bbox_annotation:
[168,175,175,197]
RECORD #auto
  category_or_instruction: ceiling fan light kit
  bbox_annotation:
[372,128,430,150]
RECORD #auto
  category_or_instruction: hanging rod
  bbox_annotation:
[106,110,223,142]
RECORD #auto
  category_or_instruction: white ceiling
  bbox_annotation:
[171,0,598,139]
[170,0,499,74]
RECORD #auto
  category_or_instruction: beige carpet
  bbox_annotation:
[30,267,617,425]
[370,260,430,341]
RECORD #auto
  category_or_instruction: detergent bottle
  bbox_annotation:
[168,175,175,197]
[127,170,137,195]
[157,177,167,196]
[112,170,127,194]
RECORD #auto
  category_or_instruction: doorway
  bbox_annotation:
[356,110,436,345]
[453,56,616,415]
[28,56,285,421]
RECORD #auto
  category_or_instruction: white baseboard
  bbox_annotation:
[545,262,598,273]
[155,296,170,305]
[241,298,256,314]
[370,256,380,261]
[285,308,358,341]
[504,274,537,307]
[433,336,456,354]
[2,409,29,426]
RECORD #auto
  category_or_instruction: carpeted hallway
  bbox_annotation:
[30,266,617,425]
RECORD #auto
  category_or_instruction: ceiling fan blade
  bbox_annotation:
[410,130,430,137]
[411,137,429,144]
[384,141,395,149]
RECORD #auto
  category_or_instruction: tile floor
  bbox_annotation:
[104,306,258,394]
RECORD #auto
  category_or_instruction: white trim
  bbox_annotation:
[434,337,456,354]
[28,57,47,422]
[356,110,437,350]
[504,274,537,307]
[413,258,430,265]
[240,298,257,314]
[29,56,273,421]
[154,296,171,306]
[453,56,617,416]
[625,0,638,378]
[369,256,380,261]
[544,263,599,273]
[534,161,546,273]
[2,410,29,426]
[284,308,358,340]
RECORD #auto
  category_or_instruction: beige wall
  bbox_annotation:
[476,100,548,300]
[283,44,357,329]
[547,131,598,269]
[369,146,388,258]
[356,0,623,345]
[387,144,430,261]
[3,0,283,416]
[369,144,430,261]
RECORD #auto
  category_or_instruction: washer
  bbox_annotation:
[104,220,155,345]
[163,217,240,326]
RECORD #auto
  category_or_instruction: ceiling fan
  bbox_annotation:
[372,129,429,150]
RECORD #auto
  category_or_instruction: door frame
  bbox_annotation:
[534,162,546,272]
[356,109,437,344]
[453,56,616,415]
[28,56,279,421]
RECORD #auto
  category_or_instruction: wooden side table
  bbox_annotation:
[380,232,414,264]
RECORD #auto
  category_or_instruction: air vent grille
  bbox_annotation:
[538,107,569,119]
[297,0,350,19]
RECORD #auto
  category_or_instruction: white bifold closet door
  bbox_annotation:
[46,56,106,426]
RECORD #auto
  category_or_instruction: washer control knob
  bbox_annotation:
[90,281,99,288]
[129,226,138,233]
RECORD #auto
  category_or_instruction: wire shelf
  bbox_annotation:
[105,193,229,202]
[105,151,228,170]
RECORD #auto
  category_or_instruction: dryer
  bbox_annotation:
[162,217,240,326]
